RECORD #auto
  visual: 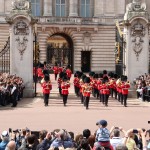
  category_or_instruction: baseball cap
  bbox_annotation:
[96,120,107,126]
[1,131,9,137]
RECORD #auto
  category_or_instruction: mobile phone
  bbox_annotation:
[148,121,150,124]
[115,127,119,129]
[9,128,12,133]
[133,129,138,133]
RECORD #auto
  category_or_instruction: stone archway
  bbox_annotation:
[46,33,74,71]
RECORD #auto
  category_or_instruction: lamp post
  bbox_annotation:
[33,24,37,97]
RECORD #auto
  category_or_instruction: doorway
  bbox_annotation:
[81,51,91,72]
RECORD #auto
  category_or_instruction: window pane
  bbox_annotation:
[61,5,65,16]
[80,5,85,17]
[81,0,85,5]
[31,0,35,3]
[61,0,65,4]
[36,0,40,3]
[86,0,90,5]
[36,4,40,16]
[56,5,60,16]
[86,4,90,17]
[56,0,60,4]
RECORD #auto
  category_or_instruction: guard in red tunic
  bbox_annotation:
[41,75,52,106]
[61,76,70,106]
[73,72,79,96]
[101,76,110,107]
[66,65,72,80]
[83,77,92,109]
[57,72,63,97]
[121,76,130,107]
[37,67,44,82]
[53,63,59,81]
[97,73,103,102]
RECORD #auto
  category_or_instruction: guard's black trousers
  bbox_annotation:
[44,93,49,105]
[63,94,68,106]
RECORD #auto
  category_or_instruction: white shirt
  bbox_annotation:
[110,137,123,150]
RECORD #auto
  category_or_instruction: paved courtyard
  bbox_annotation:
[0,74,150,134]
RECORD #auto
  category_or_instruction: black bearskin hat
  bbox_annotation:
[89,72,95,77]
[43,70,49,75]
[114,74,118,79]
[62,76,68,81]
[121,75,125,81]
[98,73,103,78]
[108,72,114,78]
[84,77,90,83]
[81,74,86,82]
[124,76,128,81]
[59,72,64,78]
[44,74,50,81]
[103,76,109,82]
[93,74,98,79]
[103,70,107,75]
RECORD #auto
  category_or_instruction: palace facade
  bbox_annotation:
[0,0,150,72]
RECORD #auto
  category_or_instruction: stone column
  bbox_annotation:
[94,0,104,17]
[43,0,52,16]
[69,0,78,17]
[0,0,4,13]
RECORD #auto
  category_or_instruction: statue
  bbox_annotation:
[126,0,146,12]
[12,0,31,11]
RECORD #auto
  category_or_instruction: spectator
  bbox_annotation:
[0,131,9,150]
[5,141,16,150]
[94,120,113,150]
[110,126,126,150]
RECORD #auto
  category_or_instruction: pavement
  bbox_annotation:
[0,74,150,135]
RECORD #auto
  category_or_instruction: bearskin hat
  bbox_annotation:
[114,74,118,79]
[108,72,114,78]
[124,76,128,81]
[59,72,64,78]
[121,75,125,81]
[93,74,98,79]
[62,76,68,81]
[103,70,107,75]
[44,74,50,81]
[89,72,95,77]
[78,72,83,78]
[43,69,49,75]
[98,73,103,78]
[81,74,86,82]
[103,76,109,82]
[84,77,90,83]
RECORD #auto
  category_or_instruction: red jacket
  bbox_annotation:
[61,81,70,95]
[66,69,72,78]
[41,81,52,94]
[53,66,59,74]
[101,84,110,95]
[73,77,79,87]
[121,82,130,95]
[37,68,44,78]
[83,84,92,97]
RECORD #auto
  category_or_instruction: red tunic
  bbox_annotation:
[61,81,70,95]
[41,81,52,94]
[121,82,130,95]
[53,66,59,74]
[101,84,110,95]
[37,68,44,78]
[66,69,72,78]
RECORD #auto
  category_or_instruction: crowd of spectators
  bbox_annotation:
[134,73,150,102]
[0,120,150,150]
[0,73,25,107]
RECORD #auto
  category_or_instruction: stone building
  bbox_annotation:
[0,0,150,73]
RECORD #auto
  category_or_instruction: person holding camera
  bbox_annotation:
[110,126,126,150]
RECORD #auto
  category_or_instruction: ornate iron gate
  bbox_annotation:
[0,37,10,73]
[47,46,72,68]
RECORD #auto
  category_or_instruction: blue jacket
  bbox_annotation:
[50,137,73,149]
[0,141,9,150]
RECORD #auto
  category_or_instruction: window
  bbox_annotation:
[80,0,90,17]
[56,0,66,17]
[30,0,41,16]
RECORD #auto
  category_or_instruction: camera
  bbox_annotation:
[114,127,119,129]
[133,129,138,133]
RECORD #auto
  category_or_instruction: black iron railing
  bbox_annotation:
[0,36,10,73]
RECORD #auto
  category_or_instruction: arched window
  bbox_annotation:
[80,0,90,17]
[56,0,66,17]
[30,0,41,16]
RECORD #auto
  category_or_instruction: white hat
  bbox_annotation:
[1,131,9,137]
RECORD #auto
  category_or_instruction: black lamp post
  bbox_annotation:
[33,24,37,97]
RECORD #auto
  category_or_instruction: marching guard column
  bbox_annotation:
[6,0,37,97]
